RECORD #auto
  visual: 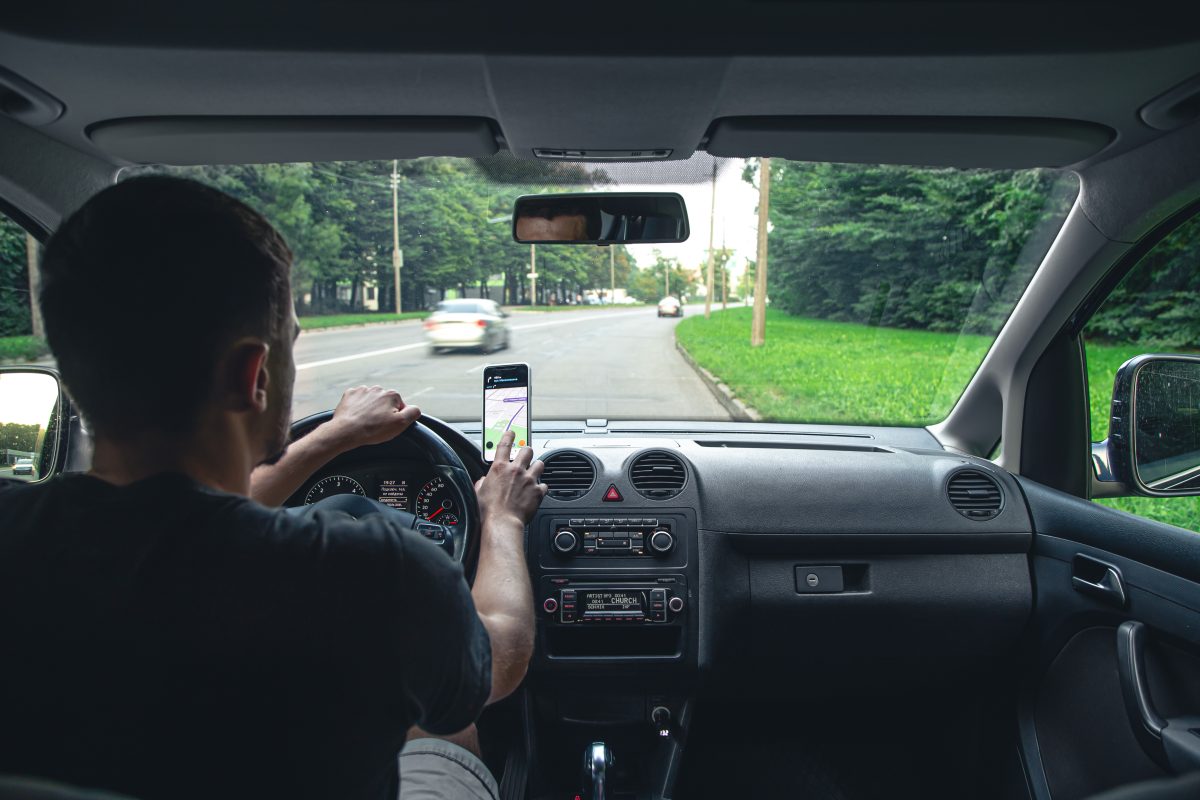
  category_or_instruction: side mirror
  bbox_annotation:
[0,368,67,483]
[1106,354,1200,496]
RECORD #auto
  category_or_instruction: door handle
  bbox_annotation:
[1117,621,1168,769]
[1072,554,1127,608]
[1116,621,1200,773]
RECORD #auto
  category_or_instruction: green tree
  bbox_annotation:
[1087,212,1200,350]
[129,155,618,312]
[0,217,31,337]
[628,253,696,302]
[749,160,1077,335]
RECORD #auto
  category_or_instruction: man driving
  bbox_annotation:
[0,176,542,800]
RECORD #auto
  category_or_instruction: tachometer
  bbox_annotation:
[416,476,459,526]
[304,475,366,505]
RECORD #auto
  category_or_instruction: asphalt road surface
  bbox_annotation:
[0,466,34,481]
[293,304,730,423]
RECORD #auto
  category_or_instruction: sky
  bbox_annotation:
[587,155,762,290]
[0,372,58,427]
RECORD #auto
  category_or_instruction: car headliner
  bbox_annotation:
[0,2,1198,171]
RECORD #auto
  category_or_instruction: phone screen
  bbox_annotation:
[483,363,530,462]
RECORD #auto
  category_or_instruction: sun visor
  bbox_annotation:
[704,117,1114,169]
[88,116,499,165]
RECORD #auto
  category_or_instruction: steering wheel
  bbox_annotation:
[287,412,482,578]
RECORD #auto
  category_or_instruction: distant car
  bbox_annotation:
[12,458,34,476]
[424,299,510,354]
[657,296,683,317]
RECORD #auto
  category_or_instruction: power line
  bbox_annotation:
[307,165,393,189]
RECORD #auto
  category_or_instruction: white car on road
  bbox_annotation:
[12,458,35,477]
[424,299,510,354]
[657,296,683,317]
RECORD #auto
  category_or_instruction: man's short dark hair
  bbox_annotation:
[40,176,293,437]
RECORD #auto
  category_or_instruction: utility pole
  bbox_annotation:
[25,234,42,339]
[529,243,537,306]
[664,263,670,297]
[391,159,402,313]
[752,157,770,347]
[609,245,616,304]
[704,160,717,319]
[720,219,728,311]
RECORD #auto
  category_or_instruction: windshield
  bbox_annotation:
[124,155,1078,426]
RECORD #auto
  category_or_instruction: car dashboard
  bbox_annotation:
[289,418,1035,798]
[450,419,1033,797]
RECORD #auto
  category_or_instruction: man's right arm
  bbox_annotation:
[470,431,547,704]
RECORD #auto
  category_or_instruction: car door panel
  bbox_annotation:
[1017,478,1200,800]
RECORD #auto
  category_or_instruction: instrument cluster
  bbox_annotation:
[298,461,463,528]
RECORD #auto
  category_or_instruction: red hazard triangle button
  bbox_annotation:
[603,484,623,502]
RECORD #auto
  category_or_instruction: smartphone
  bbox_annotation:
[482,363,531,462]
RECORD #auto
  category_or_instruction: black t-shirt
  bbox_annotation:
[0,473,491,800]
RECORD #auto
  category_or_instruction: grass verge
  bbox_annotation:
[676,307,1199,532]
[299,311,428,330]
[0,335,48,363]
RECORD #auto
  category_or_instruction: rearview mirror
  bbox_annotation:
[512,192,689,245]
[0,368,64,483]
[1107,354,1200,496]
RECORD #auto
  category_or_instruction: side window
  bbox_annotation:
[1,210,57,483]
[1084,212,1200,531]
[0,210,42,362]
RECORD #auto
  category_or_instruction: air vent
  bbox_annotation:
[948,470,1004,520]
[629,451,687,500]
[540,451,595,501]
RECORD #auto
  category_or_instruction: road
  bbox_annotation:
[293,304,729,423]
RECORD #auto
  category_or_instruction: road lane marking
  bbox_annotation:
[507,309,643,332]
[296,309,646,371]
[297,341,427,371]
[408,386,435,398]
[465,363,488,374]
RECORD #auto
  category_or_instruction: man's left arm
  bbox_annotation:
[250,385,420,506]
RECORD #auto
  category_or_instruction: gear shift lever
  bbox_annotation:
[581,741,614,800]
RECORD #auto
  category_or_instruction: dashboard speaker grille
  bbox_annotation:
[540,451,595,501]
[629,451,687,500]
[948,469,1003,520]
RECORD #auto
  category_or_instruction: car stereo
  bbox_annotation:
[547,517,678,558]
[540,576,687,625]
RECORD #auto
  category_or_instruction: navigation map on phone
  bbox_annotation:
[483,379,528,458]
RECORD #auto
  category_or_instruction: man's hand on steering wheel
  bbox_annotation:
[323,385,422,450]
[250,385,420,507]
[474,431,548,529]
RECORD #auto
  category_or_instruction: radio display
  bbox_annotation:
[581,590,647,615]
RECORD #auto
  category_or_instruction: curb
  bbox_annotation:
[675,340,762,422]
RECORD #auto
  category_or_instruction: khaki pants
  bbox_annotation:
[398,738,500,800]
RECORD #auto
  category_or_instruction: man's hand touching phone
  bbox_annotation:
[471,430,546,705]
[475,431,547,527]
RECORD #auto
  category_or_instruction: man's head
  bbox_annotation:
[40,176,297,465]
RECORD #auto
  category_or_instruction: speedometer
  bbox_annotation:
[304,475,366,505]
[416,476,459,526]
